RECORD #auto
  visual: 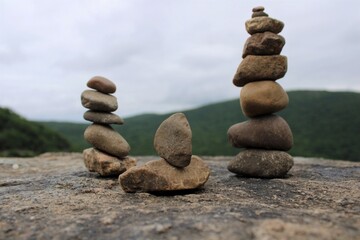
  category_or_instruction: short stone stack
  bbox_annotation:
[81,76,136,177]
[227,7,294,178]
[120,113,210,193]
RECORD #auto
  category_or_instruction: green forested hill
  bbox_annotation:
[0,108,71,157]
[40,91,360,161]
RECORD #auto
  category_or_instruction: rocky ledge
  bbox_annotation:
[0,153,359,239]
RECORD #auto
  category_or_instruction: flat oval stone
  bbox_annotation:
[246,17,284,35]
[83,148,136,177]
[252,6,265,12]
[228,149,294,178]
[119,156,210,193]
[242,32,285,58]
[83,110,124,125]
[240,81,289,117]
[84,124,130,158]
[154,113,192,168]
[87,76,116,94]
[233,55,287,87]
[81,90,118,112]
[227,115,293,151]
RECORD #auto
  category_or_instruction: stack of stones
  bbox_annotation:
[120,113,210,193]
[81,76,136,177]
[227,6,294,178]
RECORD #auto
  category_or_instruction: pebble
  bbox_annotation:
[84,124,130,158]
[83,148,136,176]
[83,110,124,125]
[252,11,269,18]
[81,90,118,112]
[233,55,287,87]
[228,149,294,178]
[240,81,289,117]
[252,6,265,12]
[87,76,116,94]
[227,115,293,151]
[154,113,192,168]
[245,17,284,35]
[242,32,285,58]
[119,156,210,193]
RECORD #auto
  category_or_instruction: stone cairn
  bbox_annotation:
[81,76,136,177]
[120,113,210,192]
[227,6,294,178]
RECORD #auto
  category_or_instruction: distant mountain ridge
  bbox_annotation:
[40,90,360,162]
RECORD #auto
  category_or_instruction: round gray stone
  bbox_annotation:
[81,90,118,112]
[84,124,130,158]
[227,115,293,151]
[228,149,294,178]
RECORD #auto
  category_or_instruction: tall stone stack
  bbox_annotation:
[81,76,136,177]
[227,6,294,178]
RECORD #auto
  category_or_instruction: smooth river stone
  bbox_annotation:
[252,11,268,18]
[81,90,118,112]
[240,81,289,117]
[227,115,293,151]
[245,16,284,35]
[242,32,285,58]
[87,76,116,94]
[119,156,210,193]
[227,149,294,178]
[154,113,192,168]
[83,110,124,125]
[83,148,136,177]
[233,55,287,87]
[84,124,130,158]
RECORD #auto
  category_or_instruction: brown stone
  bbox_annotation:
[84,124,130,158]
[242,32,285,58]
[228,149,294,178]
[119,156,210,193]
[252,6,265,12]
[154,113,192,168]
[87,76,116,94]
[240,81,289,117]
[83,110,124,125]
[233,55,287,87]
[252,11,269,18]
[81,90,118,112]
[83,148,136,177]
[227,115,293,151]
[246,17,284,35]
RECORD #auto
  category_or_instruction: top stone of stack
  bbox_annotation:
[87,76,116,94]
[246,7,284,35]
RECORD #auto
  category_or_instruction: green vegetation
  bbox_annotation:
[2,91,358,161]
[0,108,71,157]
[38,90,360,162]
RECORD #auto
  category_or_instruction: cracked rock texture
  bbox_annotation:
[1,153,359,239]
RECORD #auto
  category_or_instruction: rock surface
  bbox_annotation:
[246,17,284,35]
[228,115,293,150]
[154,113,192,168]
[240,81,289,117]
[83,110,124,125]
[228,149,294,178]
[83,148,136,176]
[1,153,359,239]
[242,32,285,58]
[81,90,118,112]
[233,55,287,87]
[84,124,130,158]
[87,76,116,94]
[119,156,209,192]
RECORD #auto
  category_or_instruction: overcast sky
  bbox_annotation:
[0,0,359,122]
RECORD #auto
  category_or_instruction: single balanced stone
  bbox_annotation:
[227,7,294,178]
[120,113,210,193]
[81,76,136,177]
